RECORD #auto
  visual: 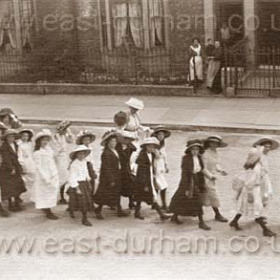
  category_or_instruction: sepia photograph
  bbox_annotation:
[0,0,280,279]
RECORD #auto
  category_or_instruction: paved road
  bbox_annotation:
[1,94,280,132]
[1,126,280,279]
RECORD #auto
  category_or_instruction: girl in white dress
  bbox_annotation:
[151,126,171,211]
[52,121,74,204]
[202,136,228,222]
[230,139,279,237]
[18,129,36,199]
[189,38,203,85]
[33,129,59,220]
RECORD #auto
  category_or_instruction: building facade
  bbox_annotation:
[0,0,279,85]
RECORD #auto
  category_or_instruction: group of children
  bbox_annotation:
[0,99,278,237]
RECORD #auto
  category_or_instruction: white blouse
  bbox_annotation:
[68,159,91,189]
[193,155,202,174]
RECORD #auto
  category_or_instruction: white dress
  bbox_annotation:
[33,146,59,209]
[232,163,265,218]
[189,44,203,81]
[154,146,168,191]
[52,133,74,186]
[202,149,224,207]
[18,140,36,195]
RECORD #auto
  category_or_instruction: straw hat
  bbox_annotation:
[35,129,52,142]
[253,138,279,151]
[56,121,71,133]
[125,98,144,110]
[140,137,160,148]
[151,126,171,138]
[101,130,122,147]
[185,139,204,154]
[0,108,15,117]
[19,129,34,140]
[204,135,228,148]
[114,111,128,127]
[2,129,20,140]
[76,130,96,145]
[70,145,91,160]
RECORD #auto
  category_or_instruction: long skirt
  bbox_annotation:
[201,178,220,208]
[68,181,93,213]
[207,60,221,88]
[189,56,203,83]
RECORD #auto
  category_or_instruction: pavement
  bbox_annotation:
[1,94,280,134]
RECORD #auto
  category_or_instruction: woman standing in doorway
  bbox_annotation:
[189,38,203,86]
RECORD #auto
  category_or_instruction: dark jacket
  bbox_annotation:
[133,149,156,205]
[93,147,122,207]
[0,141,26,200]
[169,154,205,216]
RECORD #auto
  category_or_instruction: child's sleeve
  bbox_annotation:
[68,163,79,189]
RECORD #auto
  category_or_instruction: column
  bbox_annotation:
[203,0,215,43]
[243,0,256,67]
[12,0,22,51]
[105,0,112,51]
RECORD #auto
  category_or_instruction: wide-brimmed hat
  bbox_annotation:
[19,129,34,140]
[76,130,96,145]
[56,121,71,133]
[140,137,160,148]
[101,130,122,146]
[2,129,20,140]
[114,111,128,127]
[204,135,228,148]
[35,129,52,142]
[253,138,279,151]
[151,126,171,138]
[0,108,15,117]
[125,98,144,110]
[70,145,91,160]
[185,139,204,154]
[244,147,262,168]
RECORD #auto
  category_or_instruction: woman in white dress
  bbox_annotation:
[202,136,228,222]
[230,139,279,237]
[151,126,171,211]
[189,38,203,85]
[18,129,36,199]
[52,121,74,204]
[33,129,59,220]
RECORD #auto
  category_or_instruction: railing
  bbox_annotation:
[0,47,188,85]
[224,43,280,96]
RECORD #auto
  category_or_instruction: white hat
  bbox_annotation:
[70,145,91,160]
[204,135,228,148]
[35,129,52,142]
[2,129,20,140]
[125,98,144,110]
[245,147,263,167]
[76,130,96,145]
[140,137,160,148]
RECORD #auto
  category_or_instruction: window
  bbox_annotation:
[0,0,36,52]
[99,0,168,51]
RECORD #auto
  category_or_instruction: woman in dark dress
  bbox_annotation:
[210,41,223,94]
[133,137,171,221]
[116,132,137,210]
[169,139,211,230]
[0,129,26,213]
[94,131,128,219]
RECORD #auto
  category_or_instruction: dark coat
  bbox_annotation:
[116,143,136,198]
[169,154,205,216]
[93,147,122,207]
[133,149,156,205]
[0,141,26,200]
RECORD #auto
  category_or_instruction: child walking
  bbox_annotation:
[202,135,228,222]
[169,139,211,230]
[151,126,171,211]
[76,130,97,198]
[33,129,59,220]
[0,129,26,213]
[133,137,171,221]
[67,145,94,227]
[18,129,36,200]
[230,139,279,237]
[53,121,74,204]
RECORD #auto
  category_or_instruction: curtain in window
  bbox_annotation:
[128,1,143,48]
[112,3,128,47]
[149,0,163,47]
